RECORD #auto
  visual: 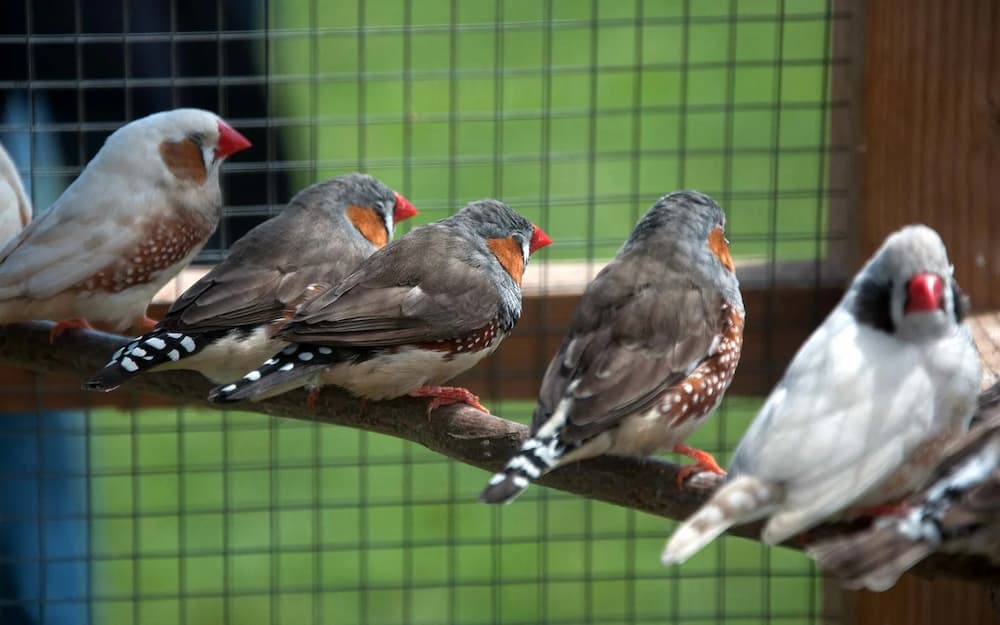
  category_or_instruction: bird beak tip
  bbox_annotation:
[393,192,418,223]
[214,119,252,159]
[529,224,553,253]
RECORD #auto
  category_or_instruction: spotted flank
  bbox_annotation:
[479,431,572,504]
[207,343,339,404]
[83,330,206,391]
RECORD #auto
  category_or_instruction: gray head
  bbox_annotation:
[449,199,552,271]
[289,173,418,248]
[849,225,967,341]
[626,190,742,310]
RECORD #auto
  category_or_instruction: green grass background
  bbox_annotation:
[89,399,822,625]
[90,1,834,623]
[265,0,833,263]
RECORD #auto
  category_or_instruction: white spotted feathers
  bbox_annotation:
[658,305,743,425]
[210,343,338,403]
[87,329,206,390]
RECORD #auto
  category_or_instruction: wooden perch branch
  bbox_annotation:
[0,320,998,584]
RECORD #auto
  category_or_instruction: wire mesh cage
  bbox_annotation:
[0,0,857,623]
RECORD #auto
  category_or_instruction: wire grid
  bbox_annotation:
[0,0,853,624]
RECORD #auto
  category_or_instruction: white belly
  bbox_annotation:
[322,338,502,400]
[155,326,285,383]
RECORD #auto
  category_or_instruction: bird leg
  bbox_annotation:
[49,318,94,343]
[305,387,322,413]
[134,316,159,333]
[852,502,909,518]
[673,443,726,488]
[409,385,490,415]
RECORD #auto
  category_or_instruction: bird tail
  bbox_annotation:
[661,475,781,565]
[207,343,339,403]
[84,330,210,391]
[479,433,568,504]
[807,521,934,592]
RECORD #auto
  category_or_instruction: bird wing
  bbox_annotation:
[728,308,939,543]
[532,255,726,441]
[0,145,31,245]
[158,213,375,333]
[277,227,504,347]
[0,181,162,300]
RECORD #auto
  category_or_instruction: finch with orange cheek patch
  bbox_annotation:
[480,191,744,504]
[0,108,251,341]
[208,199,551,413]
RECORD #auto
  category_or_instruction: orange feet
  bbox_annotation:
[673,443,726,488]
[409,385,490,414]
[853,503,908,518]
[306,387,322,413]
[49,318,94,343]
[135,316,159,332]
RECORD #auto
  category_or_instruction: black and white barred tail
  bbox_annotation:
[479,433,567,504]
[207,342,339,404]
[84,330,208,391]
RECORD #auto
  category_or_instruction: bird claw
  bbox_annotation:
[135,316,159,333]
[410,385,490,415]
[49,318,94,343]
[673,443,726,489]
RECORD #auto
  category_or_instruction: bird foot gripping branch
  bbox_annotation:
[49,318,94,343]
[410,385,489,415]
[673,443,726,489]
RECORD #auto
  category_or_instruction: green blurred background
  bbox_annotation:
[90,0,834,623]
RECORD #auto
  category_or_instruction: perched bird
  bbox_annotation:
[809,410,1000,592]
[479,191,744,504]
[83,173,417,390]
[0,108,251,340]
[0,142,32,245]
[207,199,552,411]
[661,225,980,566]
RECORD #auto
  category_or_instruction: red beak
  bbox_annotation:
[529,224,553,254]
[393,192,419,223]
[214,119,252,159]
[905,272,944,313]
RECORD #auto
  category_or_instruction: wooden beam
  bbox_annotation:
[859,0,1000,310]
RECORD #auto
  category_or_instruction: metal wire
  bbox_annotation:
[0,1,851,624]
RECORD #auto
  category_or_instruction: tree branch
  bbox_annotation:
[0,321,998,583]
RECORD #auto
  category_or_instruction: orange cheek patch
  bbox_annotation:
[347,205,389,248]
[487,237,525,285]
[159,138,207,184]
[707,226,735,272]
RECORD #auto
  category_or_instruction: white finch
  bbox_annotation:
[0,108,251,339]
[0,142,31,245]
[661,225,980,565]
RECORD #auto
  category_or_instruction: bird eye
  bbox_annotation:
[188,132,206,145]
